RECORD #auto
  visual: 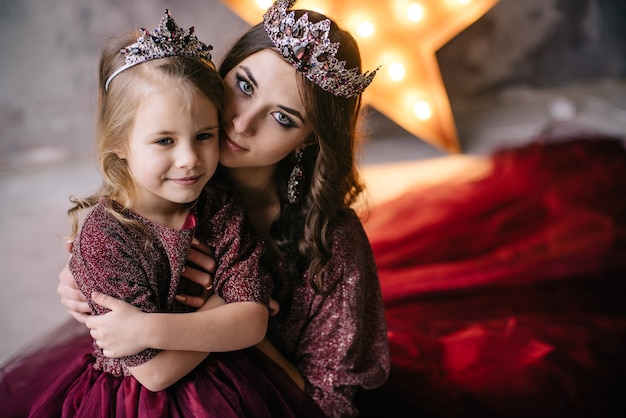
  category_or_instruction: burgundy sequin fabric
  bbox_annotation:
[70,191,270,377]
[267,209,390,417]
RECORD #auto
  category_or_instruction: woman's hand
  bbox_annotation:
[86,292,149,358]
[175,239,217,308]
[58,260,91,324]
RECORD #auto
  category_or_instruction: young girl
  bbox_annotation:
[24,10,274,417]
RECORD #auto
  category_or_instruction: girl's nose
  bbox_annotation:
[175,143,200,168]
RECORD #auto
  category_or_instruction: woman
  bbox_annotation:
[4,1,389,417]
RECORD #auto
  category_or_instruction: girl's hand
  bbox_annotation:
[58,261,91,324]
[176,239,217,308]
[86,292,148,358]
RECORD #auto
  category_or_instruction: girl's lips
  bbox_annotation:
[170,175,202,186]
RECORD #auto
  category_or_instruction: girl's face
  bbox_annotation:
[120,83,220,218]
[220,49,313,170]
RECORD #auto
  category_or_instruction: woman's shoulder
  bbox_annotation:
[319,209,377,290]
[329,209,369,247]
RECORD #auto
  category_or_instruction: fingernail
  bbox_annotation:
[175,295,186,302]
[192,238,199,244]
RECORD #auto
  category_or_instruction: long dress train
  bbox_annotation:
[358,136,626,417]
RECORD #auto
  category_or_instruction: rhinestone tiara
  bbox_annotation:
[263,0,379,99]
[105,9,214,92]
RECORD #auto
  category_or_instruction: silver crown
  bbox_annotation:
[105,9,213,91]
[263,0,379,99]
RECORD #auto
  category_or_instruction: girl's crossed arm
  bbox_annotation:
[87,292,268,392]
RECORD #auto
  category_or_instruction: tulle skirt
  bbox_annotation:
[0,321,322,418]
[358,136,626,417]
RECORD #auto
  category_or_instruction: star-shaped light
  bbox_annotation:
[220,0,499,153]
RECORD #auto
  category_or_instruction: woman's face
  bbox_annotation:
[219,49,313,170]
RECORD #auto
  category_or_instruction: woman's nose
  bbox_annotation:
[230,106,257,135]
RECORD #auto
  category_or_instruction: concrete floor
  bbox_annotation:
[2,0,626,365]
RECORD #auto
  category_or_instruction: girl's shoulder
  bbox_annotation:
[75,197,149,247]
[78,197,120,233]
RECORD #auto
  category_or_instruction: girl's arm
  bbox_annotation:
[128,349,210,392]
[88,292,305,391]
[88,292,268,356]
[88,292,268,391]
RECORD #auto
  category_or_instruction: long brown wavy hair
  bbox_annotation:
[219,11,367,293]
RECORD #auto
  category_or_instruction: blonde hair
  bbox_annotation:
[68,30,224,238]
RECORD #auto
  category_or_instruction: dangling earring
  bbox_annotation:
[288,149,304,204]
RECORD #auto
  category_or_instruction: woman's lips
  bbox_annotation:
[222,133,247,152]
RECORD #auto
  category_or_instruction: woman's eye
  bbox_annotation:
[236,76,253,95]
[272,112,295,128]
[155,138,174,145]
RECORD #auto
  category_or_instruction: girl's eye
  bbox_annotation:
[236,75,253,96]
[271,111,295,129]
[155,138,174,145]
[196,132,215,141]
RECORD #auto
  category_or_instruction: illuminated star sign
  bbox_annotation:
[220,0,499,153]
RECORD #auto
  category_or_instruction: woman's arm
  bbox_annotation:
[255,338,305,390]
[292,214,390,417]
[58,261,91,323]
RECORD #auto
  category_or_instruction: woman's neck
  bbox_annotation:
[226,166,280,241]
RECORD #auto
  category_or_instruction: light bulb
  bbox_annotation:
[389,62,406,81]
[356,21,375,37]
[256,0,272,9]
[407,3,424,22]
[414,101,432,120]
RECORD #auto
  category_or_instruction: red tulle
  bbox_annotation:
[358,137,626,418]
